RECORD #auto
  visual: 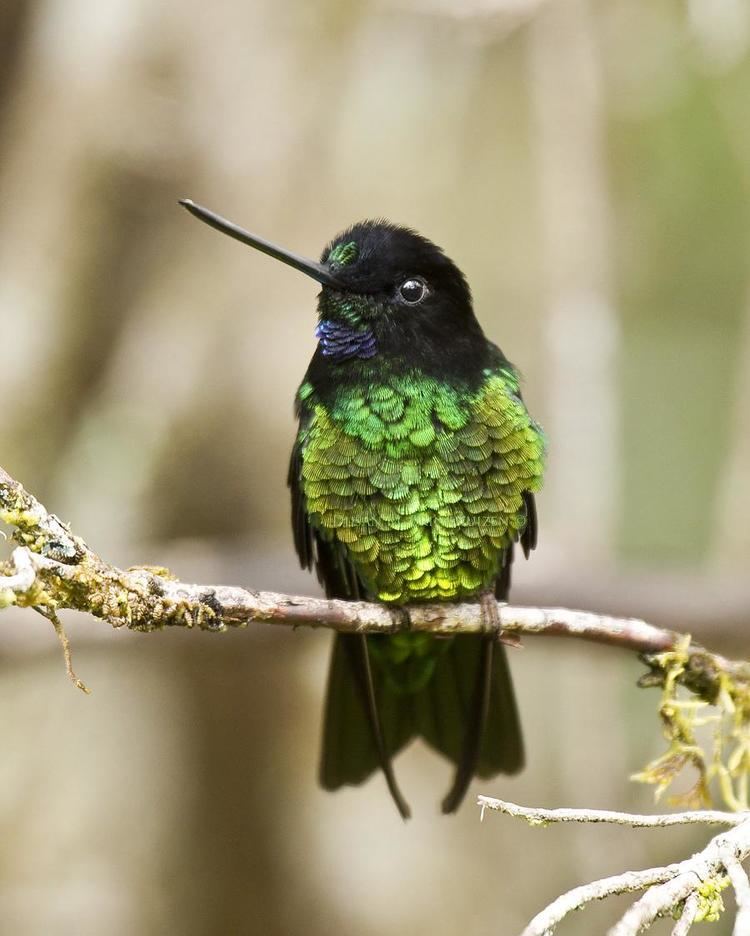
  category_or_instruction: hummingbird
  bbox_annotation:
[180,199,545,818]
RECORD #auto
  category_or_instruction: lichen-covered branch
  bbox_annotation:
[0,466,733,651]
[3,464,750,810]
[480,798,750,935]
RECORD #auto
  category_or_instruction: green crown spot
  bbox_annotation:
[328,240,358,268]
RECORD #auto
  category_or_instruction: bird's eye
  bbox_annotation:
[398,278,427,304]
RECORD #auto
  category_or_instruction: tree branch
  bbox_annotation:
[477,797,747,829]
[480,798,750,935]
[723,847,750,932]
[3,463,750,810]
[1,464,749,703]
[670,893,699,936]
[0,465,743,673]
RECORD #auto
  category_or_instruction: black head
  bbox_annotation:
[319,219,472,314]
[180,200,496,381]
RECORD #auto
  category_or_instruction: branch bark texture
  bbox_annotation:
[1,465,748,703]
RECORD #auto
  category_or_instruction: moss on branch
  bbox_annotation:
[3,463,750,809]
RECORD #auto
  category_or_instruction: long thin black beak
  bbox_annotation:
[179,199,343,289]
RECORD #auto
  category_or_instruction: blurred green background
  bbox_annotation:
[1,0,749,933]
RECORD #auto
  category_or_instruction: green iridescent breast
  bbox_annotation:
[298,370,544,603]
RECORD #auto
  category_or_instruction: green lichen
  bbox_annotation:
[0,474,80,562]
[634,636,750,811]
[1,473,223,633]
[1,507,46,555]
[695,875,730,923]
[672,874,729,924]
[0,587,17,609]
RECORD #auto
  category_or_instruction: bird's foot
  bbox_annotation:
[479,591,522,649]
[392,605,411,632]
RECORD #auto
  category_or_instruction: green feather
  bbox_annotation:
[301,370,544,603]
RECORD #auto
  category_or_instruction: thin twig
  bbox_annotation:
[520,865,680,936]
[477,797,746,829]
[671,892,699,936]
[609,873,702,936]
[47,610,91,694]
[723,848,750,935]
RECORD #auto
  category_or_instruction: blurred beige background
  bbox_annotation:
[1,0,749,933]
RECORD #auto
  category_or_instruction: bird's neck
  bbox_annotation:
[305,291,508,405]
[301,341,513,418]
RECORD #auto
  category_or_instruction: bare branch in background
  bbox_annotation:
[480,797,749,934]
[477,797,746,829]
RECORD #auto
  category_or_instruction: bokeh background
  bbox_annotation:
[1,0,749,933]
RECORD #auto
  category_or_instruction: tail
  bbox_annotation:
[319,634,412,819]
[319,632,523,816]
